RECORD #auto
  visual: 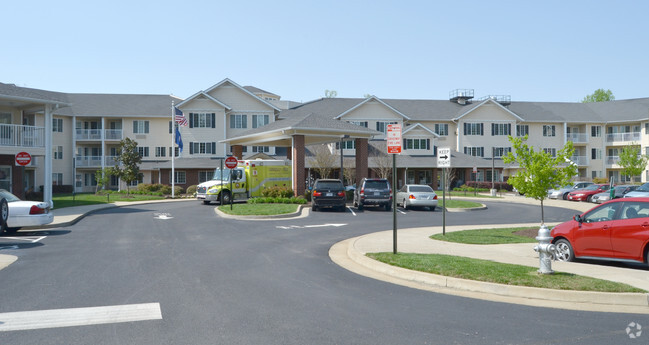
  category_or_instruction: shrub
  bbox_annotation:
[52,185,73,193]
[261,186,294,198]
[592,178,607,184]
[186,185,197,195]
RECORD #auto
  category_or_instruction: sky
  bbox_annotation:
[4,0,649,104]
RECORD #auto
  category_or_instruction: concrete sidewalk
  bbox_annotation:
[330,194,649,314]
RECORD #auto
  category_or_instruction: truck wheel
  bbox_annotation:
[220,191,231,204]
[202,200,211,205]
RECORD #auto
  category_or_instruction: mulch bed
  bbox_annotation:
[513,228,542,238]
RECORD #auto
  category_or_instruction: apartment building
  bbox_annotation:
[2,80,649,199]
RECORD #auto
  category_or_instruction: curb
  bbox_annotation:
[330,235,649,314]
[445,203,487,212]
[214,204,308,220]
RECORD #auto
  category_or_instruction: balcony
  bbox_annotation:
[569,155,589,166]
[105,129,122,140]
[76,155,119,168]
[76,129,102,140]
[606,132,641,143]
[606,156,620,166]
[0,124,45,148]
[567,133,588,144]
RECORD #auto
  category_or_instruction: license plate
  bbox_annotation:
[326,193,333,196]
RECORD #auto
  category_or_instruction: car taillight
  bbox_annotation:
[29,205,45,215]
[433,195,438,200]
[360,188,364,195]
[337,191,345,197]
[313,190,322,197]
[409,194,416,199]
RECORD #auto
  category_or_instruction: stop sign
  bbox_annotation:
[15,152,31,166]
[225,156,238,169]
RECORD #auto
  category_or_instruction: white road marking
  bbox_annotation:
[1,236,46,243]
[154,213,173,219]
[347,207,356,216]
[0,303,162,332]
[276,223,348,229]
[397,209,406,215]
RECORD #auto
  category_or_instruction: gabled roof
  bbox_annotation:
[243,86,279,98]
[453,99,524,122]
[402,123,440,137]
[204,78,281,112]
[176,91,231,110]
[334,96,411,120]
[54,93,181,117]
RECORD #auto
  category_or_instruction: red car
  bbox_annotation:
[551,198,649,264]
[566,184,611,202]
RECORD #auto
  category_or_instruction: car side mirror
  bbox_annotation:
[573,214,583,223]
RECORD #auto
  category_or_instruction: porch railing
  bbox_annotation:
[0,124,45,147]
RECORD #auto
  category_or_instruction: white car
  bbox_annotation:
[396,184,438,210]
[547,181,594,200]
[0,189,53,233]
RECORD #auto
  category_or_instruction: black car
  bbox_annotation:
[353,178,392,211]
[311,179,346,212]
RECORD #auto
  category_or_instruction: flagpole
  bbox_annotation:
[171,101,175,198]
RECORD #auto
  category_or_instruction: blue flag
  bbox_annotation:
[175,126,183,153]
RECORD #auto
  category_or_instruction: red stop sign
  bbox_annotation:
[15,152,31,166]
[225,156,238,169]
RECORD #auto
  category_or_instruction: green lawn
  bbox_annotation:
[440,199,483,209]
[53,193,165,209]
[430,227,538,244]
[218,203,300,215]
[367,252,645,293]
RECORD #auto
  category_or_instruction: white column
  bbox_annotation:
[44,104,53,207]
[72,115,77,193]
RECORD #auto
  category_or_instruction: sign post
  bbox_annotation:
[437,147,451,235]
[387,124,401,254]
[225,156,238,210]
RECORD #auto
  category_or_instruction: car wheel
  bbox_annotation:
[586,195,593,203]
[562,192,569,200]
[220,191,231,204]
[430,206,436,211]
[202,200,211,205]
[0,198,8,233]
[357,202,363,210]
[404,200,410,210]
[5,227,19,233]
[312,205,318,212]
[339,205,346,212]
[554,239,574,262]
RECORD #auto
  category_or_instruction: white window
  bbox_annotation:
[516,125,529,137]
[137,146,149,157]
[405,139,429,150]
[133,120,149,134]
[252,146,269,153]
[336,140,355,150]
[543,148,557,157]
[435,124,448,136]
[464,123,484,135]
[350,121,368,128]
[252,114,269,128]
[53,146,63,160]
[493,147,511,158]
[191,142,216,155]
[230,114,247,129]
[170,171,186,184]
[464,147,484,157]
[543,125,556,137]
[53,173,63,186]
[155,147,166,157]
[491,123,511,136]
[190,113,215,128]
[376,121,397,134]
[52,118,63,132]
[198,170,212,183]
[591,125,602,137]
[592,148,602,160]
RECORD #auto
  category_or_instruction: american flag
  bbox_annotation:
[174,107,188,127]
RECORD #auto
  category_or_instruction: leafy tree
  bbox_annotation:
[503,135,577,224]
[618,143,648,183]
[582,89,615,103]
[108,137,142,196]
[324,90,337,98]
[94,168,111,194]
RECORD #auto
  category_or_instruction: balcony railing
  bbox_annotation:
[105,156,118,166]
[105,129,122,140]
[75,156,103,167]
[569,155,589,166]
[567,133,588,143]
[606,156,620,165]
[606,132,641,142]
[76,129,102,140]
[0,124,45,148]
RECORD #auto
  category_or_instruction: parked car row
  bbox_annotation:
[548,181,646,204]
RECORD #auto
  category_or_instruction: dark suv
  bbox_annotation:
[311,179,346,212]
[353,178,392,211]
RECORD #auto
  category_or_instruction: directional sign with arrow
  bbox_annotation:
[437,147,451,167]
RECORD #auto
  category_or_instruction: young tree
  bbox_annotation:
[618,144,648,183]
[308,144,337,179]
[582,89,615,103]
[503,135,577,224]
[343,159,356,187]
[371,152,392,179]
[94,168,111,194]
[108,137,142,196]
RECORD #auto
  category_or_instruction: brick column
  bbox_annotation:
[232,145,243,160]
[355,138,368,184]
[292,135,305,197]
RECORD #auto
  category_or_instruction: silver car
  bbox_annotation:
[624,182,649,198]
[396,184,438,210]
[547,181,594,200]
[591,185,638,203]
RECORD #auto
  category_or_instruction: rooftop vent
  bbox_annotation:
[449,89,474,105]
[477,95,511,106]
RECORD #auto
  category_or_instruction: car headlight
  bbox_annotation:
[208,188,219,193]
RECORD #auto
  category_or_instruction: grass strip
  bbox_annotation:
[218,203,299,215]
[367,252,645,293]
[439,200,483,209]
[53,193,165,209]
[430,227,538,244]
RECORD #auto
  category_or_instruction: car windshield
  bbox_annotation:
[0,189,21,202]
[316,182,343,189]
[365,181,388,189]
[409,186,433,193]
[211,169,231,182]
[635,183,649,192]
[584,185,600,191]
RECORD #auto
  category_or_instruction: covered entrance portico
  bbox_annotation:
[222,114,378,197]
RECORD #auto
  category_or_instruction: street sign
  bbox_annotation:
[15,152,31,166]
[224,156,238,169]
[386,124,402,154]
[437,147,451,167]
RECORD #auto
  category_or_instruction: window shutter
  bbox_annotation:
[480,123,484,136]
[169,121,172,134]
[189,142,194,154]
[211,113,216,128]
[491,123,495,136]
[403,139,407,150]
[463,123,467,135]
[144,121,149,134]
[507,123,511,135]
[133,121,137,133]
[426,139,430,150]
[591,148,596,160]
[212,142,216,154]
[189,113,194,128]
[433,145,437,156]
